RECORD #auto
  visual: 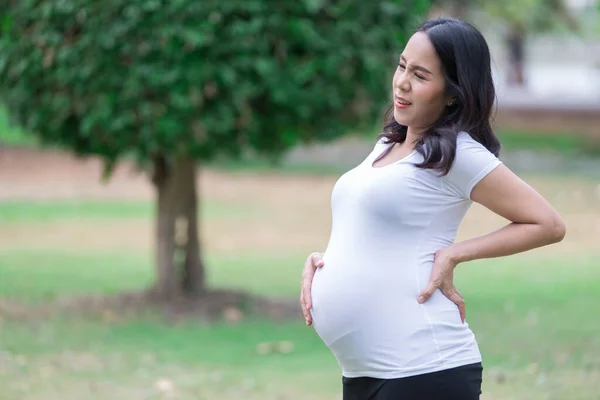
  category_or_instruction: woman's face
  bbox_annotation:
[392,32,452,132]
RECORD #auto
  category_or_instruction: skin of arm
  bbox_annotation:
[417,164,566,322]
[449,164,566,264]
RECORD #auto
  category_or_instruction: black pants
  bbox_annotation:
[342,362,483,400]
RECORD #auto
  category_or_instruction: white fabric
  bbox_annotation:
[310,131,502,379]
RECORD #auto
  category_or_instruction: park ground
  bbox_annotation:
[0,142,599,399]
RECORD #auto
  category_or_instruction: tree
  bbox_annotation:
[0,0,429,298]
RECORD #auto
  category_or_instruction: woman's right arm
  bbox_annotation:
[300,252,324,326]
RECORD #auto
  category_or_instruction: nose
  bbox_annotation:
[395,70,410,92]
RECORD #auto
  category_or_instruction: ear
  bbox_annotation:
[446,96,457,107]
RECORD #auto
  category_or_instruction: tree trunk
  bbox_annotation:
[506,24,526,87]
[152,155,205,298]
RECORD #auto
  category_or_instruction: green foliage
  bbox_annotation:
[0,0,428,171]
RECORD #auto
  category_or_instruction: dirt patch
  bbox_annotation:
[0,146,152,200]
[0,220,154,252]
[0,146,335,203]
[0,288,301,324]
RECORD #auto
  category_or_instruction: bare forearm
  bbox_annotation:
[449,222,565,264]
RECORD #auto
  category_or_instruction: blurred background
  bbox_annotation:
[0,1,599,399]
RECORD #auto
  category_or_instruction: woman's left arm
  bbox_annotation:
[417,164,566,321]
[448,164,566,262]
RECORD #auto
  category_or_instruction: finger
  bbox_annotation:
[417,282,438,304]
[303,254,315,271]
[454,288,466,324]
[305,307,312,326]
[299,291,304,310]
[453,286,465,303]
[444,288,466,324]
[300,291,313,326]
[300,292,311,325]
[300,252,322,326]
[302,263,317,308]
[311,252,324,268]
[301,253,321,304]
[302,275,313,311]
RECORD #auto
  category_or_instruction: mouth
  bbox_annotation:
[394,96,412,109]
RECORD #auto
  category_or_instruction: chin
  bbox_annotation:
[393,110,410,126]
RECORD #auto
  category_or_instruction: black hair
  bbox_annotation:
[377,17,501,175]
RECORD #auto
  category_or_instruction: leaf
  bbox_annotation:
[181,28,212,47]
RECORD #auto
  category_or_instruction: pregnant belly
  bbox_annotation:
[309,256,480,375]
[310,267,360,345]
[309,260,407,346]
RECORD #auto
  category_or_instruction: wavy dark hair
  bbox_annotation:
[377,18,501,175]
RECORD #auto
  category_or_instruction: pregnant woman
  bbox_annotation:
[299,18,566,400]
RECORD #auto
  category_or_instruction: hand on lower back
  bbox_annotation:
[417,248,466,324]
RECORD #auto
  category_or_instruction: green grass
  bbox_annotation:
[0,251,153,302]
[1,318,339,399]
[1,248,599,369]
[0,250,308,302]
[495,129,596,155]
[0,200,268,224]
[1,200,600,399]
[1,249,599,399]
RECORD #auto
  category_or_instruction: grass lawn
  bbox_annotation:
[1,248,599,399]
[1,171,599,399]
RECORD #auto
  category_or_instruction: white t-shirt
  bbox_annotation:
[310,131,502,379]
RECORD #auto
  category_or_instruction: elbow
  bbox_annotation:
[545,217,566,244]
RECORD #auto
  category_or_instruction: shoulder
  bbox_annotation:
[456,130,474,144]
[452,131,498,165]
[444,131,503,199]
[455,131,487,152]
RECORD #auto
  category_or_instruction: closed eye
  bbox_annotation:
[398,63,427,80]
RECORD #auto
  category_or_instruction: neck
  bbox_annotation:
[405,126,425,147]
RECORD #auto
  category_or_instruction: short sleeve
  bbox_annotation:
[368,135,392,159]
[443,132,503,200]
[374,135,390,149]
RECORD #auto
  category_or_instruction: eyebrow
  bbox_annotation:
[400,55,433,75]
